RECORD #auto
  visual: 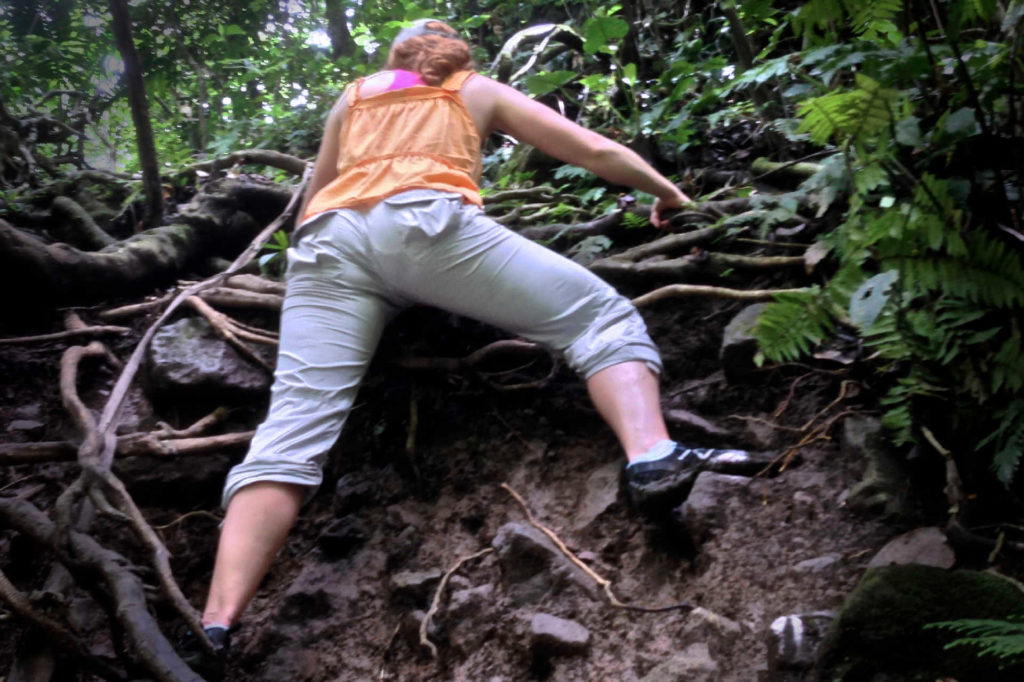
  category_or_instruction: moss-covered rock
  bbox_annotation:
[816,565,1024,680]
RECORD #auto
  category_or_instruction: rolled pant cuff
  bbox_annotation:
[221,461,323,509]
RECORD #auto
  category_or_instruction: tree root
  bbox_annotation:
[395,339,560,391]
[51,195,116,249]
[0,428,252,465]
[419,548,495,659]
[590,252,804,282]
[0,171,313,679]
[631,284,808,307]
[186,295,276,371]
[0,497,203,682]
[178,148,309,177]
[500,484,693,614]
[0,324,131,345]
[0,566,124,680]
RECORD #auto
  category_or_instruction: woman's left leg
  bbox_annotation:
[383,200,671,459]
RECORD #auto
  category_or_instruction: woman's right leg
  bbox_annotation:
[202,481,304,627]
[202,211,399,627]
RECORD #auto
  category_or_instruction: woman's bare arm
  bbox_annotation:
[466,76,690,226]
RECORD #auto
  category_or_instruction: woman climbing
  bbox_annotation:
[182,18,739,678]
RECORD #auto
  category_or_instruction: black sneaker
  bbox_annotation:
[179,626,230,681]
[625,444,782,515]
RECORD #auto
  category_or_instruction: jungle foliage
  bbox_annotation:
[1,0,1022,489]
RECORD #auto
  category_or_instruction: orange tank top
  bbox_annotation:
[302,70,482,220]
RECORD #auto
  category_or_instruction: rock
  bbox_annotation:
[793,553,840,574]
[446,585,496,655]
[680,606,743,643]
[742,414,779,450]
[530,613,591,656]
[867,527,955,569]
[491,522,597,604]
[841,416,912,519]
[11,404,42,420]
[791,490,818,520]
[447,584,494,620]
[114,453,233,507]
[640,642,719,682]
[147,317,272,400]
[317,515,367,560]
[390,569,444,606]
[334,467,405,515]
[401,609,443,648]
[720,303,768,383]
[8,419,44,433]
[277,561,360,624]
[664,408,730,439]
[816,565,1024,679]
[674,472,766,545]
[571,461,622,530]
[765,612,834,675]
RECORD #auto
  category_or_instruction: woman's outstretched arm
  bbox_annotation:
[470,76,690,227]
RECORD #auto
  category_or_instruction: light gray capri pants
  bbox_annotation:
[222,189,662,507]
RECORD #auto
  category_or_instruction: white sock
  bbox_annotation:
[627,439,677,467]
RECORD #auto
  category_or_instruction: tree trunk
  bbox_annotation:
[325,0,356,58]
[108,0,164,223]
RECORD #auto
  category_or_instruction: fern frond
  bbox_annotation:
[850,0,903,35]
[792,0,845,38]
[928,617,1024,662]
[797,74,898,144]
[894,235,1024,308]
[980,400,1024,484]
[755,288,835,362]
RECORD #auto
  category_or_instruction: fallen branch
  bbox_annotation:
[500,483,693,614]
[419,548,495,658]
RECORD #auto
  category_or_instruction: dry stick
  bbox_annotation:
[0,325,132,345]
[499,484,693,614]
[377,621,403,681]
[0,567,124,680]
[773,372,814,419]
[152,510,222,532]
[419,547,495,659]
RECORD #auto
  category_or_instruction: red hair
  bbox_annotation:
[386,21,472,86]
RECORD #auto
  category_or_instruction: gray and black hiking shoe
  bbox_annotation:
[625,444,781,515]
[179,626,230,681]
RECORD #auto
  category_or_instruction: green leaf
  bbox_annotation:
[895,116,922,146]
[946,107,980,136]
[621,62,637,87]
[524,70,576,97]
[849,270,899,330]
[583,16,629,55]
